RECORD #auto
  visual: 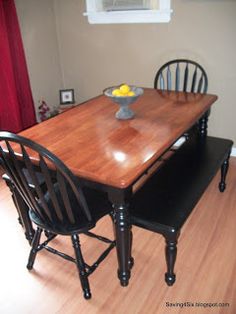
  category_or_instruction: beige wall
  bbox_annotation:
[15,0,63,120]
[16,0,236,143]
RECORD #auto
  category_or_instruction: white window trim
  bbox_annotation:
[84,0,172,24]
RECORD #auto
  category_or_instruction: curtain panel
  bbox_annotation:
[0,0,36,132]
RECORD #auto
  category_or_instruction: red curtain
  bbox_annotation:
[0,0,36,132]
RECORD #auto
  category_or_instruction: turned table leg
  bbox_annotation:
[198,111,209,138]
[109,187,133,287]
[112,203,131,286]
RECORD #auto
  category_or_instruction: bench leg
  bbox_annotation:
[164,233,180,286]
[219,152,231,192]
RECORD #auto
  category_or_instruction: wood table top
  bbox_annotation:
[19,88,217,188]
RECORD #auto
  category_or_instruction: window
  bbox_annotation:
[84,0,172,24]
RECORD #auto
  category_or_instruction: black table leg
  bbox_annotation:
[198,111,209,138]
[109,187,133,286]
[112,203,131,286]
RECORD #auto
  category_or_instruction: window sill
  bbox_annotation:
[84,9,172,24]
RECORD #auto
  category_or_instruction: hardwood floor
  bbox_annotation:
[0,159,235,314]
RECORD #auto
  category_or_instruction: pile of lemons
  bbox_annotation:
[112,84,135,97]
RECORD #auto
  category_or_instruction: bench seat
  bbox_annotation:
[130,135,233,285]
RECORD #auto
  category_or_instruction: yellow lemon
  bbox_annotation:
[128,91,135,96]
[119,84,130,95]
[112,89,121,96]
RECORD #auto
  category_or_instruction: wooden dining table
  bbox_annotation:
[19,88,217,286]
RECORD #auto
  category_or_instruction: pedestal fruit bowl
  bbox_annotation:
[104,84,144,120]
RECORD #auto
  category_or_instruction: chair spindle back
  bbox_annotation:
[154,59,208,93]
[0,131,92,228]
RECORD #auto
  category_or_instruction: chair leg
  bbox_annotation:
[219,152,230,192]
[27,227,42,270]
[71,234,91,300]
[164,234,179,286]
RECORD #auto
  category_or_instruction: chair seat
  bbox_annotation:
[30,184,112,235]
[130,136,233,235]
[3,169,45,188]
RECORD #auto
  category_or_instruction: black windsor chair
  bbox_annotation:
[154,59,209,143]
[154,59,208,93]
[0,131,115,300]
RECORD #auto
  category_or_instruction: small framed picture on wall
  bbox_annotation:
[59,89,75,105]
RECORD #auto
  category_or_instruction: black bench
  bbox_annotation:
[130,136,233,286]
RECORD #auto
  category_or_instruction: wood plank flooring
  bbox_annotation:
[0,158,235,314]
